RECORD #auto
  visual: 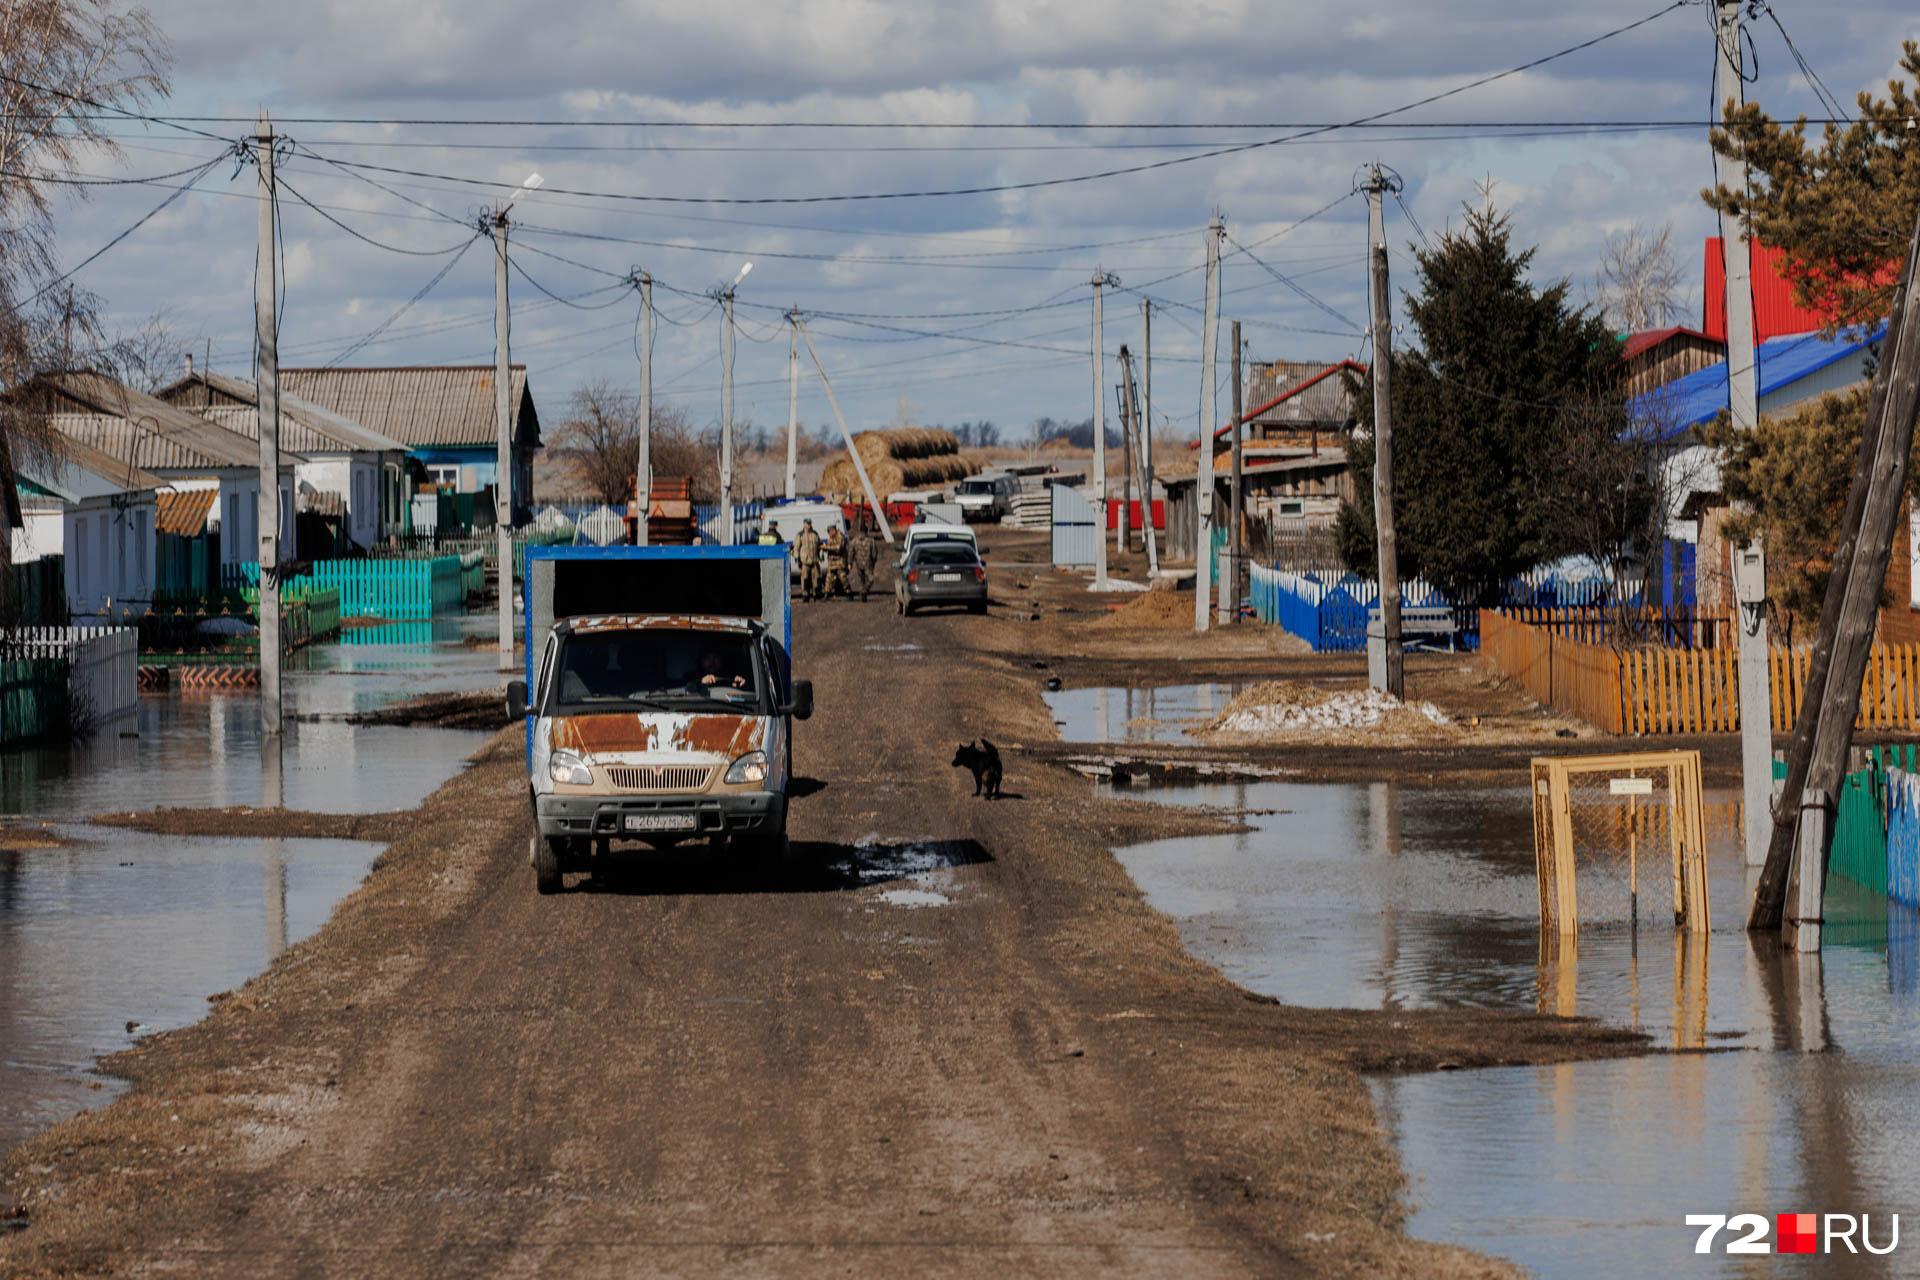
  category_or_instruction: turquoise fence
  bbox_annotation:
[224,557,463,620]
[0,656,67,746]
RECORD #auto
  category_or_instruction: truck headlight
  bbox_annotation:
[548,750,592,786]
[725,750,768,785]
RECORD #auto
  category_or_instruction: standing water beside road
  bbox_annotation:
[0,620,498,1154]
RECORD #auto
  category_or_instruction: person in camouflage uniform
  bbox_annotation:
[822,526,850,599]
[794,519,823,601]
[847,523,880,600]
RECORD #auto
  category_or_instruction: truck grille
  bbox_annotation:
[604,764,715,792]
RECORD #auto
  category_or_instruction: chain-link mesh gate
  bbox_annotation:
[1532,751,1709,934]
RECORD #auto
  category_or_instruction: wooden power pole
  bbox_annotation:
[1752,204,1920,942]
[1365,165,1404,698]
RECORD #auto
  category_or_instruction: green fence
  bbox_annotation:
[1773,746,1920,893]
[224,558,463,620]
[5,557,67,626]
[0,657,67,746]
[156,533,220,605]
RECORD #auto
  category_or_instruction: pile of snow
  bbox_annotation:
[1088,576,1149,593]
[1204,681,1451,736]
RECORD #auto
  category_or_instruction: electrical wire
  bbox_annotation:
[327,235,484,367]
[1759,3,1848,122]
[289,3,1696,207]
[277,174,479,255]
[23,154,225,304]
[505,256,634,310]
[1224,233,1363,334]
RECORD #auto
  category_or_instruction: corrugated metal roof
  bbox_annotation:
[17,435,166,501]
[1702,239,1899,343]
[34,372,303,470]
[1635,324,1886,435]
[158,371,410,455]
[1240,359,1363,432]
[155,488,216,536]
[1621,326,1719,362]
[278,365,537,449]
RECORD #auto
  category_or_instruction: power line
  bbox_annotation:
[327,235,483,366]
[276,174,478,255]
[24,155,226,304]
[287,3,1696,207]
[1224,233,1363,334]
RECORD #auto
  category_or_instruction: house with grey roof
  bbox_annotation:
[159,367,411,552]
[277,364,541,526]
[17,371,302,567]
[10,435,166,621]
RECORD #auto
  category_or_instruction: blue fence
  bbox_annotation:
[1247,567,1476,652]
[224,557,464,620]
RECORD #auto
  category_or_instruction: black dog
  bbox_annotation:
[952,739,1003,799]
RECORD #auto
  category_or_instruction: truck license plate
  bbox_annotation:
[624,813,698,833]
[934,572,962,582]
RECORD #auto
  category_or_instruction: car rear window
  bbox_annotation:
[914,545,978,566]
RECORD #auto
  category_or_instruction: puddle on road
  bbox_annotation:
[0,622,497,1156]
[1044,682,1246,745]
[835,839,981,910]
[1113,778,1920,1275]
[0,829,379,1152]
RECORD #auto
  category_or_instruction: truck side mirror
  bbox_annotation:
[785,679,814,721]
[506,679,528,720]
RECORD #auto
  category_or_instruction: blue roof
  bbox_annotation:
[1635,324,1885,436]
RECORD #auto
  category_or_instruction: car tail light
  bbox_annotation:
[907,569,919,584]
[973,566,986,582]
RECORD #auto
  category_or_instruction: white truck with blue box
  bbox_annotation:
[507,545,812,893]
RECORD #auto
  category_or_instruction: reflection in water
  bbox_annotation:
[1043,682,1247,745]
[1112,776,1920,1277]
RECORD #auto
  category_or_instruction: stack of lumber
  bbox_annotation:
[820,428,975,498]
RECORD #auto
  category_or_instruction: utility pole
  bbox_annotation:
[1091,270,1116,587]
[720,286,736,545]
[1752,195,1920,939]
[1119,372,1133,557]
[1221,320,1244,626]
[1714,0,1774,869]
[635,271,652,546]
[1365,165,1405,698]
[254,115,282,734]
[1142,298,1156,571]
[1195,216,1223,632]
[796,318,894,544]
[785,308,800,501]
[1120,345,1158,572]
[492,205,514,670]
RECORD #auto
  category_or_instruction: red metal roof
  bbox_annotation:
[1621,325,1717,362]
[1702,239,1896,343]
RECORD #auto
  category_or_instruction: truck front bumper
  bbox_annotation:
[535,790,786,841]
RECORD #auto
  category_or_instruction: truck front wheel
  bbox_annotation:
[533,835,564,894]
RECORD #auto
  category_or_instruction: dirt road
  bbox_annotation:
[1,584,1641,1278]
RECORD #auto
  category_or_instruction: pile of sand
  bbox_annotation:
[1095,589,1194,627]
[819,427,978,497]
[1200,680,1454,739]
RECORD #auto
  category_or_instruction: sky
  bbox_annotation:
[35,0,1920,449]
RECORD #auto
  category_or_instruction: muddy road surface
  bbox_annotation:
[2,588,1639,1278]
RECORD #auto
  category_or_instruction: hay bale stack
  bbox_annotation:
[820,427,977,497]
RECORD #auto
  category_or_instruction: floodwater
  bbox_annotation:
[1112,776,1920,1276]
[1044,682,1244,744]
[0,618,499,1154]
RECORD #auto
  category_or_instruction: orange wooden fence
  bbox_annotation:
[1480,610,1920,736]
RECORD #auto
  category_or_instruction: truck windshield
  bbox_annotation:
[551,629,761,709]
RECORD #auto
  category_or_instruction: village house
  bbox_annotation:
[157,366,412,554]
[8,435,164,622]
[17,371,302,569]
[1618,326,1724,397]
[277,365,541,528]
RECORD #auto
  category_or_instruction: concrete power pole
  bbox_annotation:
[253,116,282,734]
[1220,320,1243,626]
[1717,0,1774,868]
[1142,298,1155,571]
[1121,345,1158,572]
[636,272,652,546]
[785,309,800,501]
[1365,165,1405,698]
[492,208,514,670]
[1195,216,1223,632]
[1091,271,1115,588]
[720,288,736,545]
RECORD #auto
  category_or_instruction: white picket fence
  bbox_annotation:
[0,626,140,727]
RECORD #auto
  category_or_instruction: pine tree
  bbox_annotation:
[1336,199,1621,604]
